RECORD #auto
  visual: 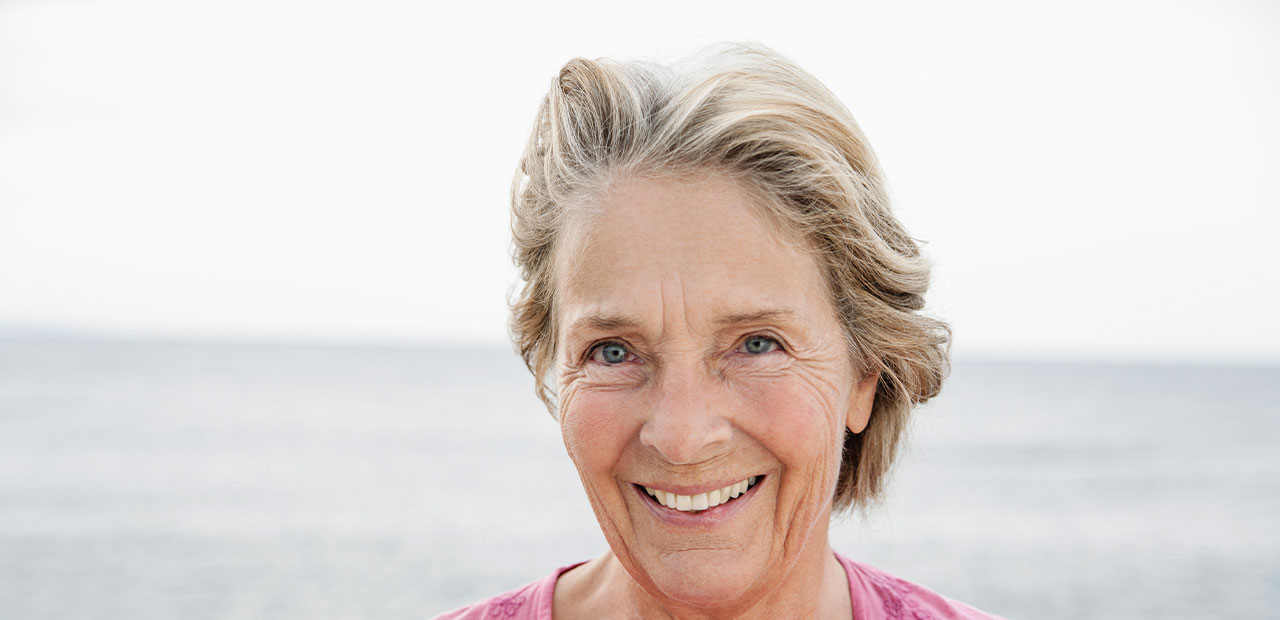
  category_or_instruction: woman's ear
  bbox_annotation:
[846,369,880,434]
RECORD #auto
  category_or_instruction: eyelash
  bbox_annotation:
[738,334,782,355]
[588,341,634,365]
[586,334,782,365]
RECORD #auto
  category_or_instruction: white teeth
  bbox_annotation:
[642,476,758,513]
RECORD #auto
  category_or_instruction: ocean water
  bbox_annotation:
[0,337,1276,619]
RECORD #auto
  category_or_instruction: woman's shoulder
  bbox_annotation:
[429,563,583,620]
[835,552,1008,620]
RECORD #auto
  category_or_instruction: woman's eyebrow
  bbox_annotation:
[568,314,642,333]
[567,309,795,334]
[713,309,796,327]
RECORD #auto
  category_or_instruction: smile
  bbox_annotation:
[639,476,761,512]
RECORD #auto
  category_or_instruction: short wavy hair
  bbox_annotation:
[509,43,950,513]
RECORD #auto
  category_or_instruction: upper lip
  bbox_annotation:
[634,475,759,496]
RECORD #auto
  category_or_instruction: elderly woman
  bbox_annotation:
[437,44,1003,620]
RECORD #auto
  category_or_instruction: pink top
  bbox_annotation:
[432,552,1006,619]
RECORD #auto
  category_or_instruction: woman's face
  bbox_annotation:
[553,173,878,609]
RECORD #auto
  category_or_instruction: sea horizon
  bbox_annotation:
[1,334,1276,619]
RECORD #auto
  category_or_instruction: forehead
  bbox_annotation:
[553,173,833,333]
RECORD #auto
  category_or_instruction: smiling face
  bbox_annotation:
[553,172,878,612]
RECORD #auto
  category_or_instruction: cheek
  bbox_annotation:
[560,388,639,476]
[738,379,843,473]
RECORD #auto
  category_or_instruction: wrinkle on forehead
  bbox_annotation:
[554,170,810,278]
[552,172,833,351]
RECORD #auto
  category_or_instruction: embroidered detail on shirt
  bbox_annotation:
[865,570,939,620]
[487,593,526,618]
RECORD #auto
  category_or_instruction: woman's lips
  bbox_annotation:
[636,476,762,512]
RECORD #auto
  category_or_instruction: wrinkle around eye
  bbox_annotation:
[577,345,647,387]
[578,363,648,389]
[722,343,793,378]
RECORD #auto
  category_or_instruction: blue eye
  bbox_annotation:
[591,342,630,364]
[741,335,778,354]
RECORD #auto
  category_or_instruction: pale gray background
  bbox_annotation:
[3,0,1277,361]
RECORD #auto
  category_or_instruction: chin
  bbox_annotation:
[631,546,772,610]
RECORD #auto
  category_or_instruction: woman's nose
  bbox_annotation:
[638,364,733,465]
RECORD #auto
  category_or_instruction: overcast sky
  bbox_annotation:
[1,0,1277,362]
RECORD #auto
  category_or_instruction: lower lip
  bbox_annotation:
[633,478,763,528]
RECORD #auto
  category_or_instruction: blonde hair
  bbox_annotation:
[509,43,950,512]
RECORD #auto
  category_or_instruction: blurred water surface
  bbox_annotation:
[0,337,1276,619]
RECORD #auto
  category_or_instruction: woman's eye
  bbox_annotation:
[590,342,631,365]
[741,335,779,355]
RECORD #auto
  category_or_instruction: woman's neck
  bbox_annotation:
[552,540,852,620]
